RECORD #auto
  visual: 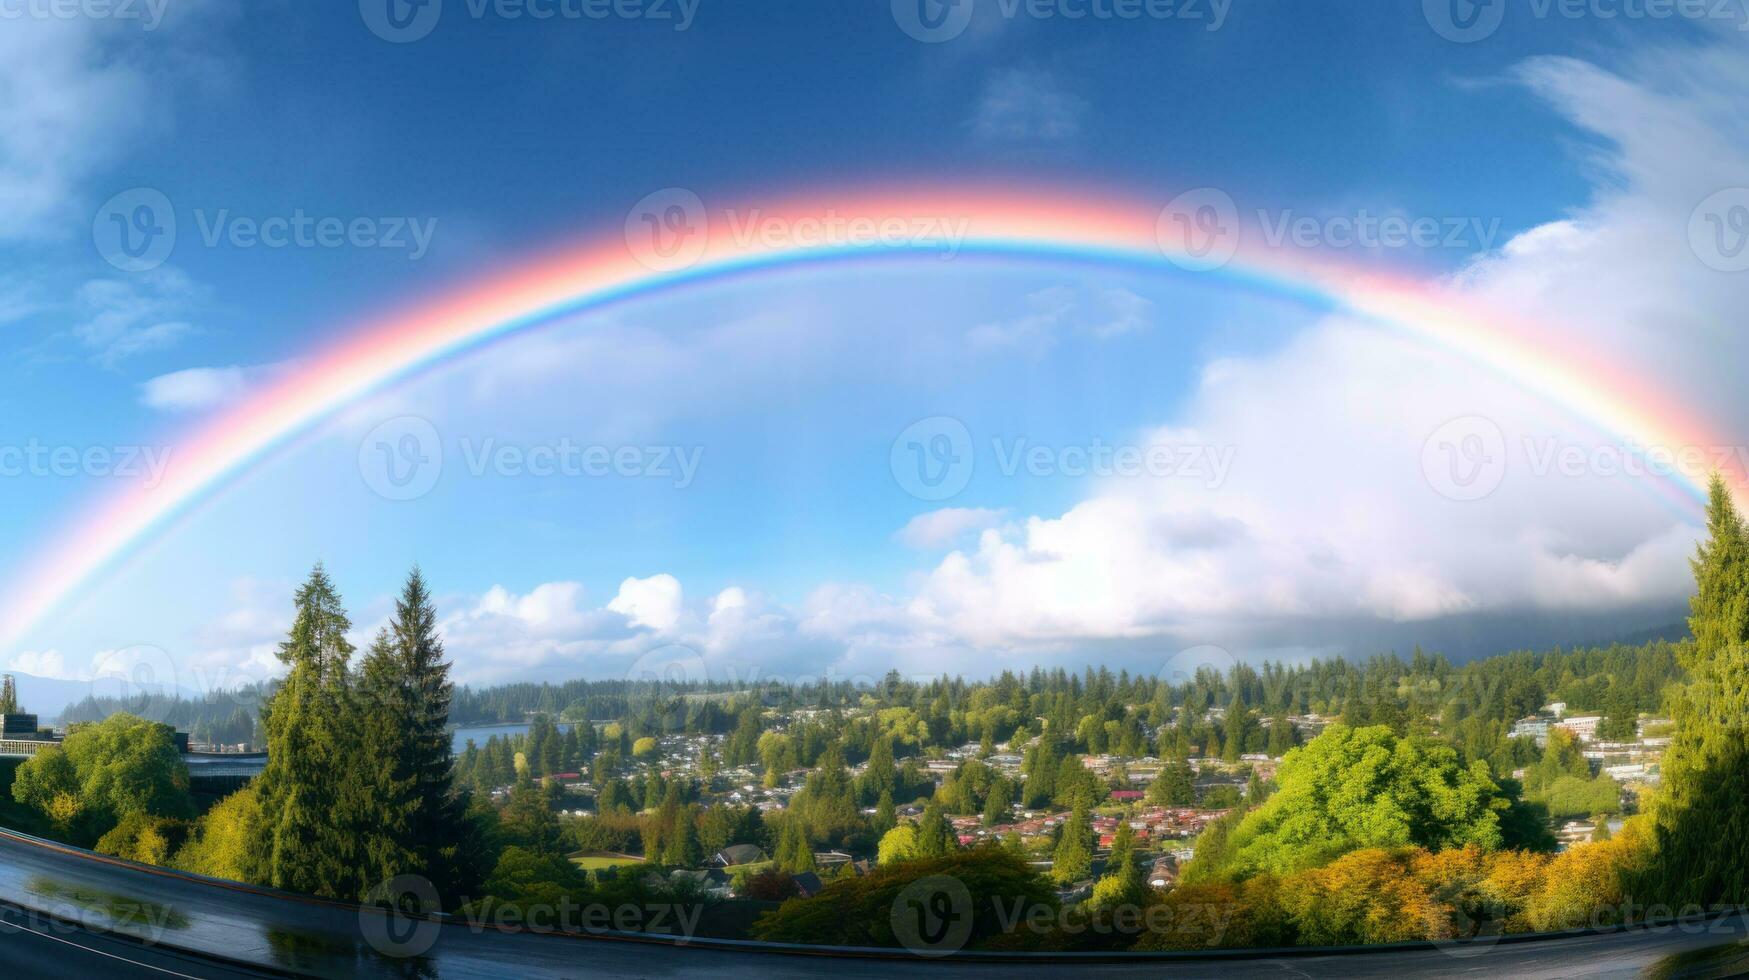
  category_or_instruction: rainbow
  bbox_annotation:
[0,183,1734,650]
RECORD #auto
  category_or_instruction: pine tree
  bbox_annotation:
[1651,474,1749,905]
[255,564,357,897]
[344,629,421,900]
[873,789,897,836]
[1052,804,1093,884]
[776,817,814,872]
[916,801,953,857]
[982,776,1011,826]
[859,736,895,804]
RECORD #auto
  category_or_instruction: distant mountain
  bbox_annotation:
[2,671,197,724]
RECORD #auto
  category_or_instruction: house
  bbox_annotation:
[1554,715,1602,742]
[792,872,825,898]
[1109,790,1144,803]
[711,843,768,867]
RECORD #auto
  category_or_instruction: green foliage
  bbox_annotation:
[477,846,586,907]
[1146,761,1196,806]
[1214,724,1509,878]
[1650,474,1749,906]
[774,815,815,872]
[173,785,266,882]
[253,563,357,897]
[249,564,480,905]
[96,811,191,865]
[877,824,919,864]
[915,801,954,858]
[1051,805,1093,884]
[752,848,1057,949]
[12,713,192,846]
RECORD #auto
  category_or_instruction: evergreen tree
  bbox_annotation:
[255,564,357,897]
[859,736,896,804]
[1052,804,1093,884]
[1651,474,1749,905]
[916,801,953,857]
[872,789,897,836]
[663,804,702,866]
[343,629,421,899]
[1147,760,1196,807]
[775,817,815,872]
[982,776,1012,826]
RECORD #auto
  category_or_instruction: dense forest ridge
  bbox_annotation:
[60,638,1682,759]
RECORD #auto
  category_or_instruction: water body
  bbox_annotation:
[450,721,576,753]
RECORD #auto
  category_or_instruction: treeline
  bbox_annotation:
[446,641,1683,757]
[59,689,265,749]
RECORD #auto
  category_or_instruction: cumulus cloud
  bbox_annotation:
[6,650,67,680]
[607,574,683,632]
[896,507,1005,549]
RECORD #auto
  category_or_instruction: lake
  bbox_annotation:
[450,721,577,753]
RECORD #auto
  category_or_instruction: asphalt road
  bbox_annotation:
[4,829,1749,978]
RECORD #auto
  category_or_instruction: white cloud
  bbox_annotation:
[140,364,262,411]
[607,574,683,633]
[0,21,152,240]
[0,6,228,240]
[74,269,202,366]
[969,68,1086,144]
[7,650,67,680]
[967,285,1154,353]
[896,507,1005,549]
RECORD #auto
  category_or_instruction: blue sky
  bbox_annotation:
[2,4,1746,698]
